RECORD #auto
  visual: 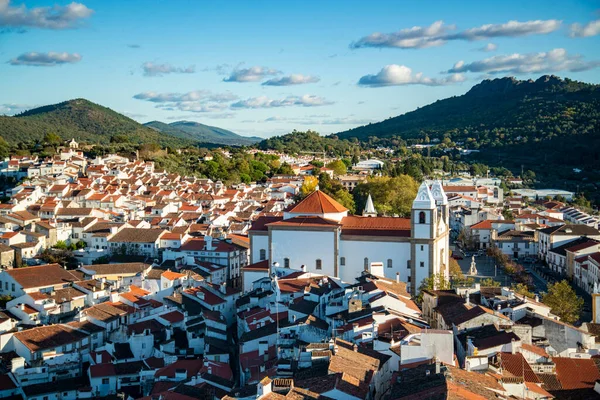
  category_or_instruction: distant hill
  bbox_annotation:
[145,120,261,146]
[335,75,600,159]
[0,99,193,147]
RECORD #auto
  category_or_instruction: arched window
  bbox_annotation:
[340,257,346,266]
[387,259,393,269]
[284,258,290,268]
[364,257,369,271]
[316,259,322,270]
[419,211,426,224]
[259,249,266,261]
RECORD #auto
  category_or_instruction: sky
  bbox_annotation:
[1,0,599,139]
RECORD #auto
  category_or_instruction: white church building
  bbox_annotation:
[248,181,450,294]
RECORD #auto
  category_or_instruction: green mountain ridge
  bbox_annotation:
[144,120,261,146]
[334,75,600,156]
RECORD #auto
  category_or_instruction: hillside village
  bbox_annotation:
[1,147,600,400]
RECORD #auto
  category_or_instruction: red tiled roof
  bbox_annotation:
[267,216,340,228]
[554,357,600,390]
[288,190,348,214]
[520,343,549,358]
[566,239,600,253]
[242,260,270,271]
[155,359,203,378]
[90,363,116,378]
[499,352,540,383]
[341,216,411,237]
[160,311,184,323]
[162,270,186,281]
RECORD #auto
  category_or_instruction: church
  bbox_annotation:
[248,181,450,294]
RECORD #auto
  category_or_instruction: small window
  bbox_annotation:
[420,245,424,251]
[407,260,411,269]
[340,257,346,266]
[419,211,426,224]
[387,259,393,268]
[102,378,109,384]
[316,259,322,270]
[259,249,266,261]
[420,261,425,268]
[284,258,290,268]
[364,258,369,271]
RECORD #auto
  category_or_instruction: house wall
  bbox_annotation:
[270,230,336,277]
[339,239,410,284]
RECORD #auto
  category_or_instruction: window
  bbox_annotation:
[284,258,290,268]
[340,257,346,266]
[407,260,411,269]
[102,378,109,385]
[419,211,426,224]
[316,259,322,270]
[525,242,530,249]
[420,261,425,268]
[11,283,15,291]
[387,259,393,268]
[259,249,266,261]
[364,258,369,271]
[420,245,424,251]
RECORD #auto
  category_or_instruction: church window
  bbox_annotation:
[420,245,424,251]
[419,211,426,224]
[387,259,393,268]
[420,261,425,268]
[364,258,369,270]
[340,257,346,266]
[284,258,290,268]
[316,259,322,270]
[259,249,266,261]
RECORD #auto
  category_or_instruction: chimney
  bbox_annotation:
[465,290,470,306]
[534,294,539,302]
[204,235,214,251]
[220,282,226,294]
[301,265,306,272]
[435,360,441,374]
[96,352,103,364]
[396,272,400,283]
[511,339,516,355]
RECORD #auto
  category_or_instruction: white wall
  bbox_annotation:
[270,230,336,277]
[414,244,430,290]
[339,240,410,284]
[250,234,268,264]
[243,270,268,293]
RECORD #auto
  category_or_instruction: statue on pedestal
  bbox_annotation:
[469,255,478,276]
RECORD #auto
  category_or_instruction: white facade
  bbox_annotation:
[248,182,450,293]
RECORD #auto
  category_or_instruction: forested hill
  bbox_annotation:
[144,120,261,146]
[335,75,600,151]
[0,99,195,147]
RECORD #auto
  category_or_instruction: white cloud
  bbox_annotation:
[447,20,561,40]
[448,48,600,74]
[133,90,237,103]
[9,51,81,66]
[351,20,451,49]
[262,74,320,86]
[133,90,238,113]
[569,19,600,37]
[358,64,465,87]
[0,0,93,29]
[351,19,561,49]
[477,43,498,52]
[142,62,195,77]
[231,95,334,109]
[223,66,280,82]
[0,103,34,115]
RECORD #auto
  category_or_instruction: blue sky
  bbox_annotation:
[1,0,599,138]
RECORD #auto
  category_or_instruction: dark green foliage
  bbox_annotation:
[258,130,360,157]
[335,76,600,153]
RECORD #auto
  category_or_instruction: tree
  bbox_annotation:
[416,273,451,303]
[43,132,62,146]
[0,136,9,158]
[354,175,418,217]
[480,278,501,287]
[542,280,583,324]
[513,283,535,298]
[326,160,347,176]
[332,189,356,214]
[300,176,319,197]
